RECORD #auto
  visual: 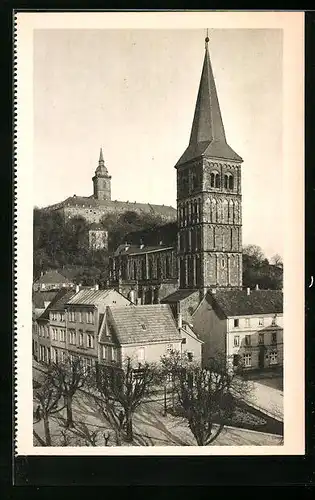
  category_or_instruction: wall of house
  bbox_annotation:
[180,326,202,365]
[192,296,227,366]
[226,313,284,370]
[121,340,182,365]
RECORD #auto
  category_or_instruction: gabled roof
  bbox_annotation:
[161,289,199,303]
[176,43,242,167]
[37,288,76,321]
[32,290,59,309]
[107,304,182,345]
[34,269,73,285]
[208,290,283,317]
[66,288,111,306]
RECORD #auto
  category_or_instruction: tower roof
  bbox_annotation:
[176,37,242,167]
[94,147,110,177]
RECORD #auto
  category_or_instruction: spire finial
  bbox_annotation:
[205,28,209,48]
[99,147,104,164]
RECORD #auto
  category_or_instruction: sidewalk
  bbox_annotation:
[245,380,283,422]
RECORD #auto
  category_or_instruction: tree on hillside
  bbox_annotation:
[100,211,164,251]
[242,244,283,290]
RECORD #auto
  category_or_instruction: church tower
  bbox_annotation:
[92,148,112,201]
[176,35,243,291]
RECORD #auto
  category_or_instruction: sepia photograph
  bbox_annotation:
[15,11,304,455]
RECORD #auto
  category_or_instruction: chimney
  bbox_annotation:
[246,287,250,296]
[177,312,182,329]
[255,284,259,291]
[75,284,80,293]
[159,240,163,246]
[94,283,99,291]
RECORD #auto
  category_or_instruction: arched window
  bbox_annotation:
[224,175,229,189]
[234,201,239,224]
[141,259,146,279]
[180,258,186,288]
[215,174,221,188]
[217,199,222,223]
[185,202,189,225]
[133,261,137,280]
[198,198,202,222]
[210,172,215,187]
[211,198,217,223]
[229,175,234,190]
[166,254,171,278]
[148,258,153,279]
[157,257,162,278]
[223,199,228,223]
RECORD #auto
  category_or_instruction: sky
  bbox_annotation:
[34,28,283,259]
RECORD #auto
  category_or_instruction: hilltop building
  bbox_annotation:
[44,147,177,230]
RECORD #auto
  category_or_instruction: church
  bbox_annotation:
[109,35,243,303]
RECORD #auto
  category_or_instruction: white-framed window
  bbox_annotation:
[60,312,65,322]
[258,333,264,345]
[57,313,61,322]
[234,335,240,347]
[137,347,145,362]
[46,327,50,338]
[59,329,66,342]
[51,347,58,363]
[87,311,94,324]
[52,328,58,341]
[102,345,111,360]
[258,317,264,326]
[61,350,66,363]
[245,335,251,346]
[245,318,251,328]
[68,311,75,322]
[87,333,94,348]
[243,353,252,367]
[69,329,76,345]
[269,351,278,365]
[79,331,84,347]
[233,318,239,328]
[78,311,83,323]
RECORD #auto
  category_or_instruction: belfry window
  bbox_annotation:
[229,175,234,190]
[215,174,221,188]
[224,175,229,189]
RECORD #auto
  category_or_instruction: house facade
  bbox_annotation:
[33,269,75,292]
[193,289,283,370]
[98,304,202,367]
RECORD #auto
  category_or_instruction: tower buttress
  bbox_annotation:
[92,148,111,201]
[176,34,243,291]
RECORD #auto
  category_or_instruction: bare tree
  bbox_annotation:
[270,253,283,268]
[48,355,89,428]
[33,374,63,446]
[90,358,157,443]
[170,356,251,446]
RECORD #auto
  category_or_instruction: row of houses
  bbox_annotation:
[32,285,203,369]
[33,280,283,372]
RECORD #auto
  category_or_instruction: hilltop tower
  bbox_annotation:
[176,35,243,292]
[92,148,112,201]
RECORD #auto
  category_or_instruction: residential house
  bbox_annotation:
[33,269,75,292]
[56,287,132,370]
[98,303,202,366]
[35,288,75,363]
[193,289,283,371]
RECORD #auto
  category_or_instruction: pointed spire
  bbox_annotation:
[95,147,109,176]
[99,147,104,165]
[176,33,242,166]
